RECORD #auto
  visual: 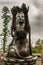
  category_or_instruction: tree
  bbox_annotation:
[35,39,42,53]
[1,6,11,53]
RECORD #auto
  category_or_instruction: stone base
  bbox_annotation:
[2,55,38,65]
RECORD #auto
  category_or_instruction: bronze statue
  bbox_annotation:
[6,3,32,58]
[3,3,37,65]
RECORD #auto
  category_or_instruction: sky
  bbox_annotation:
[0,0,43,48]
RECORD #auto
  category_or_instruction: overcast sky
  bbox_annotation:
[0,0,43,47]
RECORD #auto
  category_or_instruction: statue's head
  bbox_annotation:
[15,9,25,31]
[11,3,29,37]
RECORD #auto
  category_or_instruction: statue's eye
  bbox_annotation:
[22,16,23,17]
[22,15,24,18]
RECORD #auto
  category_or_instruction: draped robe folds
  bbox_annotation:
[7,31,29,58]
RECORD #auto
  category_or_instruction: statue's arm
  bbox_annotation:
[11,26,15,37]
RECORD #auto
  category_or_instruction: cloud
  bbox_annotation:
[0,0,30,6]
[0,0,12,4]
[31,0,43,10]
[29,0,43,39]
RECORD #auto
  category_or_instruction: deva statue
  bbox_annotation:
[6,3,32,59]
[3,3,38,65]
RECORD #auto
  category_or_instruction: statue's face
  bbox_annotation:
[16,11,25,31]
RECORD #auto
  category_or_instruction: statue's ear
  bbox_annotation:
[21,3,29,14]
[11,6,17,16]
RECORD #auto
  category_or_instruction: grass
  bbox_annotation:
[32,48,43,54]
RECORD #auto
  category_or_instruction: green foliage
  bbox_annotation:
[1,6,11,53]
[2,6,9,14]
[32,39,43,54]
[32,48,39,53]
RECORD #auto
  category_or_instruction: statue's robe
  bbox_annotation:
[7,31,29,58]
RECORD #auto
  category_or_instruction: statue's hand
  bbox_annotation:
[21,3,29,14]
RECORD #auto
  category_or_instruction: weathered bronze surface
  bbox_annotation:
[3,3,37,65]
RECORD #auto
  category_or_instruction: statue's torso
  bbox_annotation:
[12,35,29,57]
[8,31,29,58]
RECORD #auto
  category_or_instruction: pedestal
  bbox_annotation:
[3,55,38,65]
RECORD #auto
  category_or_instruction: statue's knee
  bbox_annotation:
[8,48,15,57]
[10,48,15,53]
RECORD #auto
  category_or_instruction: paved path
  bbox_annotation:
[36,58,41,65]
